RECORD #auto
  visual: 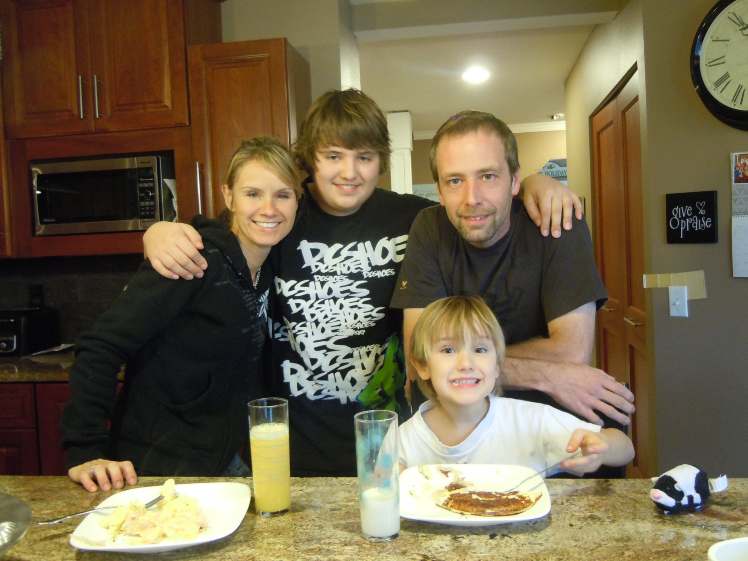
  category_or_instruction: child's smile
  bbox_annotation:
[417,334,499,406]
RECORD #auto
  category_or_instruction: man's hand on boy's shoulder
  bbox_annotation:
[143,221,207,280]
[542,362,635,426]
[502,357,635,426]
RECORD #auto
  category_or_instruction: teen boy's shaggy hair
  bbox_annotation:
[410,296,506,401]
[294,89,391,178]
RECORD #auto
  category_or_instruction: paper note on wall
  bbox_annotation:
[733,215,748,277]
[731,152,748,277]
[642,270,707,299]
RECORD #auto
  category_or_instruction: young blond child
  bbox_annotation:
[398,295,634,475]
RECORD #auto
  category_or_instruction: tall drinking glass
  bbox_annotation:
[248,397,290,516]
[354,409,400,540]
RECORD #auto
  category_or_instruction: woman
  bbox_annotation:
[61,137,302,492]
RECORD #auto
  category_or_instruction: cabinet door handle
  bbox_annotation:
[195,161,203,215]
[601,305,616,312]
[77,75,84,119]
[623,316,644,327]
[93,74,100,119]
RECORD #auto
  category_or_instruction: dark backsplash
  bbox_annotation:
[1,255,143,343]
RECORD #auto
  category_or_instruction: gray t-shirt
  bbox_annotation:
[390,199,607,345]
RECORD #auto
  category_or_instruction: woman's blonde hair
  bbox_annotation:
[224,136,303,198]
[410,296,506,401]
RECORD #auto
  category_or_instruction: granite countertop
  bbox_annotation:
[0,352,74,383]
[1,476,745,560]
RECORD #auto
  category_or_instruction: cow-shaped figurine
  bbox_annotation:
[650,464,728,514]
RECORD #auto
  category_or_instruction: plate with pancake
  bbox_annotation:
[399,464,551,526]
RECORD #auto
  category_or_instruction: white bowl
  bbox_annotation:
[708,537,748,561]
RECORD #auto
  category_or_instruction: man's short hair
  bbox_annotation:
[294,89,391,177]
[429,110,519,182]
[410,296,506,402]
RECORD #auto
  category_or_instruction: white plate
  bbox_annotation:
[400,464,551,527]
[708,537,748,561]
[69,481,251,553]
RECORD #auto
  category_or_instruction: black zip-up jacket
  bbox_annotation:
[62,217,269,475]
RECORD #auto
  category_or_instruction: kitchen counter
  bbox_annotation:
[1,476,746,560]
[0,353,74,383]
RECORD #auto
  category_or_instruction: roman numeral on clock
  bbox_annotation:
[733,84,746,106]
[706,55,726,66]
[728,11,747,27]
[714,71,731,92]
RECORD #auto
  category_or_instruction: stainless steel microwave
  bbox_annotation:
[30,152,176,236]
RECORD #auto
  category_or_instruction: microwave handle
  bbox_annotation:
[195,161,203,215]
[30,168,43,235]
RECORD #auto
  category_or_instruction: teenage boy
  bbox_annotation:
[144,90,578,475]
[390,111,635,436]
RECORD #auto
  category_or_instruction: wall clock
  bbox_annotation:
[691,0,748,130]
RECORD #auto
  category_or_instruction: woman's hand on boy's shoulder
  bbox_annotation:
[143,221,207,280]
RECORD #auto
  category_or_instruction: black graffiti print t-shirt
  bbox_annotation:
[266,187,432,476]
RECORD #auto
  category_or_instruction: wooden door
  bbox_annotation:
[0,0,93,138]
[88,0,189,132]
[591,69,654,477]
[188,39,295,217]
[36,383,71,475]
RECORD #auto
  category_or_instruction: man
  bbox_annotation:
[144,92,580,476]
[390,111,635,430]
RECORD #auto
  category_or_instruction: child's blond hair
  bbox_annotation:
[410,296,506,401]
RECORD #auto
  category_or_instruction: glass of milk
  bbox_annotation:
[354,410,400,541]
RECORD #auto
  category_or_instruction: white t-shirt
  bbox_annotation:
[398,395,601,474]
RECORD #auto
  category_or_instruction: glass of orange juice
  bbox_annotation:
[248,397,290,516]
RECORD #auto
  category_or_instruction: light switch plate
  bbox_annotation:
[669,285,689,317]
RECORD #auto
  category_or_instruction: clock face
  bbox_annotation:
[692,0,748,129]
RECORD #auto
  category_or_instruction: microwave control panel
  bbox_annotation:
[136,163,158,219]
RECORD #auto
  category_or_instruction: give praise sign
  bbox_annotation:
[665,191,717,243]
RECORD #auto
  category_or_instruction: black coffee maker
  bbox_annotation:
[0,285,60,356]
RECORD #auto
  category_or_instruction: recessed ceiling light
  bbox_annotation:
[462,65,490,85]
[550,113,565,121]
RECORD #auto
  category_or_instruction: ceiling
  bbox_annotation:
[353,1,621,138]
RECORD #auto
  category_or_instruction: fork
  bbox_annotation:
[36,493,164,526]
[499,457,575,494]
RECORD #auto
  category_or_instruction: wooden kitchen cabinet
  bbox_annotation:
[36,382,71,475]
[188,38,310,217]
[0,82,10,257]
[0,383,40,474]
[0,382,71,475]
[1,0,192,139]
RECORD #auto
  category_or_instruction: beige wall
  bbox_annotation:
[566,0,748,476]
[412,139,434,185]
[407,131,567,187]
[221,0,341,97]
[640,0,748,476]
[564,0,644,233]
[515,130,566,181]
